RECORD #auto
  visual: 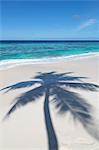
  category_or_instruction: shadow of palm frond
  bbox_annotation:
[51,86,99,140]
[4,86,45,118]
[1,72,99,150]
[0,79,42,93]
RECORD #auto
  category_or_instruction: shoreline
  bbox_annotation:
[0,52,99,70]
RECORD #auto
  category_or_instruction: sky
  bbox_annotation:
[0,0,99,40]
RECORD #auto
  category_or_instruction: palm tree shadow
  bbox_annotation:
[1,71,99,150]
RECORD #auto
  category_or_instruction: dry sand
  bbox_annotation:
[0,55,99,150]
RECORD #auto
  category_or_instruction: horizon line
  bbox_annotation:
[0,39,99,42]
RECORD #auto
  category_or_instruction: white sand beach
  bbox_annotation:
[0,55,99,150]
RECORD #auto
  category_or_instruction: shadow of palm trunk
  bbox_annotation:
[44,88,58,150]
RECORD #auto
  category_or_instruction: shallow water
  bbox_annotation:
[0,41,99,60]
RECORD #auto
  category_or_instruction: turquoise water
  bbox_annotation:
[0,41,99,60]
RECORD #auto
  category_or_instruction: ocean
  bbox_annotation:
[0,41,99,69]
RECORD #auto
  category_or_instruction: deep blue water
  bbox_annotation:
[0,41,99,60]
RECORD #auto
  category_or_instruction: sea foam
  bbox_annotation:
[0,52,99,70]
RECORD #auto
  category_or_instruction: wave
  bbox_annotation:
[0,52,99,70]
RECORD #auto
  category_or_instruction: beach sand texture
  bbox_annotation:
[0,56,99,150]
